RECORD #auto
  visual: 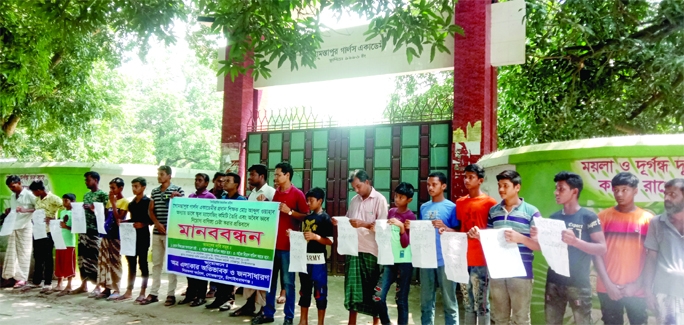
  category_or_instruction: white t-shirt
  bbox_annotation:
[12,189,36,229]
[248,183,276,201]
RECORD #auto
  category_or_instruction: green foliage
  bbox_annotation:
[384,71,453,123]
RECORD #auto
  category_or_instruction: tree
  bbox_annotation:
[386,0,684,149]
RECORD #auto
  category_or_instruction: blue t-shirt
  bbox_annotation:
[420,199,459,267]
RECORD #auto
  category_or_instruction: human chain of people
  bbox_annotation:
[1,162,683,325]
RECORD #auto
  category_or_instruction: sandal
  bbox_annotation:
[56,289,71,297]
[70,287,87,295]
[107,293,122,301]
[134,295,146,304]
[139,295,159,305]
[164,296,176,306]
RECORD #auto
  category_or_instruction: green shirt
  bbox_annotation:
[391,226,412,263]
[83,190,107,234]
[59,210,75,247]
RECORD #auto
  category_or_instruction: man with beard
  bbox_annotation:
[643,178,684,325]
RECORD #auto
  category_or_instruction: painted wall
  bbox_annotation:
[478,134,684,323]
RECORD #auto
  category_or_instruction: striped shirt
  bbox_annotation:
[487,198,541,279]
[151,184,185,234]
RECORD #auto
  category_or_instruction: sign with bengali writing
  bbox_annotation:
[575,157,684,202]
[165,198,280,291]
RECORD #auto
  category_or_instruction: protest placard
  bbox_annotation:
[441,232,469,283]
[374,222,394,265]
[534,217,570,277]
[480,228,527,278]
[70,203,87,234]
[288,231,308,273]
[119,223,137,257]
[333,216,358,256]
[410,220,437,268]
[32,209,47,240]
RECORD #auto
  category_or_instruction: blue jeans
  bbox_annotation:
[460,266,490,317]
[264,250,295,320]
[420,266,459,325]
[374,263,413,325]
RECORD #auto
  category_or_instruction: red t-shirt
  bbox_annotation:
[273,185,309,251]
[456,194,498,267]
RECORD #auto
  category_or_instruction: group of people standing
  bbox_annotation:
[1,161,684,325]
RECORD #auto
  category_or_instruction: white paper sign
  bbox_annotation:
[374,222,394,265]
[480,228,527,279]
[534,218,570,277]
[333,217,358,256]
[32,209,48,240]
[441,232,470,283]
[288,231,308,273]
[70,203,87,234]
[50,219,67,250]
[119,223,137,257]
[94,202,106,234]
[410,220,438,269]
[0,211,17,236]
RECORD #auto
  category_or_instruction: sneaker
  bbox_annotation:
[251,314,275,324]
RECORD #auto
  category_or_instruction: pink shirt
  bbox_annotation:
[346,188,388,256]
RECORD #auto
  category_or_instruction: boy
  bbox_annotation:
[123,177,153,303]
[55,194,77,296]
[594,172,652,325]
[2,175,36,289]
[408,171,459,325]
[372,182,416,325]
[29,180,63,293]
[457,164,497,325]
[296,187,333,325]
[468,170,541,325]
[545,171,606,325]
[97,177,130,300]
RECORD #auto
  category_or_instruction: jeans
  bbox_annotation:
[375,263,412,325]
[150,234,177,297]
[490,278,533,325]
[264,250,295,320]
[420,266,459,325]
[545,282,592,325]
[32,233,54,286]
[460,266,490,319]
[598,293,648,325]
[299,263,328,310]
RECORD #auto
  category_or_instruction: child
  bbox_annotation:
[97,177,129,300]
[297,187,333,325]
[467,170,541,325]
[372,182,416,325]
[457,164,497,325]
[407,172,459,325]
[544,171,606,325]
[55,193,77,296]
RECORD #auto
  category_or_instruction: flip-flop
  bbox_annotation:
[107,293,122,301]
[70,287,87,295]
[56,289,71,297]
[134,296,146,304]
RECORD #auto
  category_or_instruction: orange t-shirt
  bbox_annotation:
[457,194,498,267]
[596,207,653,296]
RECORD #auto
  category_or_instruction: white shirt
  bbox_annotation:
[12,189,36,229]
[248,183,276,202]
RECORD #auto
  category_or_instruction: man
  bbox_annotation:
[2,175,36,289]
[457,165,498,325]
[595,172,652,325]
[30,180,63,293]
[209,172,227,201]
[333,169,387,325]
[643,178,684,325]
[222,172,246,200]
[143,166,185,306]
[468,170,542,325]
[252,162,309,325]
[232,164,276,318]
[544,171,606,325]
[123,177,153,303]
[72,171,108,297]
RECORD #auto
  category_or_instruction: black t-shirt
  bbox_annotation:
[128,196,152,236]
[301,211,333,255]
[547,207,602,288]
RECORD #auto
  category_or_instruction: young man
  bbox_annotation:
[179,173,216,307]
[457,164,498,325]
[332,169,387,325]
[296,187,333,325]
[1,175,36,289]
[468,170,541,325]
[55,193,77,296]
[232,164,275,318]
[97,177,130,300]
[29,180,63,293]
[210,172,227,199]
[410,172,459,325]
[253,162,309,325]
[643,178,684,325]
[207,172,246,311]
[595,172,652,325]
[144,165,185,306]
[372,182,416,325]
[545,171,606,325]
[72,171,108,297]
[123,177,153,303]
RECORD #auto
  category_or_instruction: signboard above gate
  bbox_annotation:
[217,0,526,89]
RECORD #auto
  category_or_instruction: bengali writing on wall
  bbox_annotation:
[576,157,684,200]
[315,42,382,63]
[166,198,280,291]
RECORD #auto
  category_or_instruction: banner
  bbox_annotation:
[166,198,279,291]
